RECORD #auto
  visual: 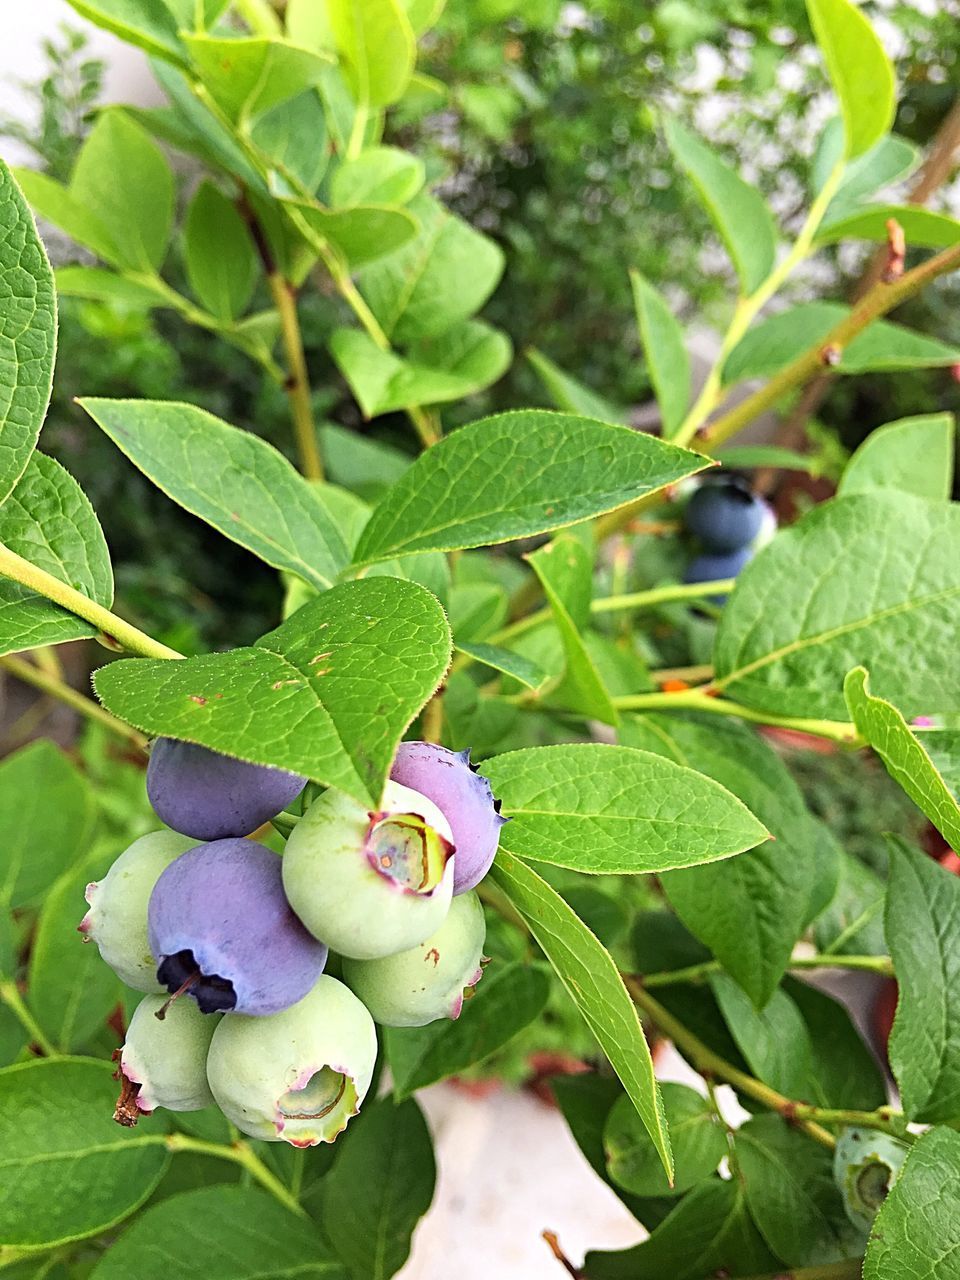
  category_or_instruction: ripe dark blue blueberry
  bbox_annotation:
[390,742,507,894]
[148,838,328,1016]
[146,738,306,841]
[683,546,753,602]
[684,477,768,552]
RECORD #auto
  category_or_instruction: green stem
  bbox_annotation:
[625,978,836,1149]
[165,1134,305,1216]
[611,687,861,744]
[649,663,715,685]
[266,271,324,480]
[641,953,894,989]
[0,981,56,1056]
[790,1106,913,1142]
[0,654,149,751]
[590,580,736,614]
[346,102,369,162]
[0,543,183,661]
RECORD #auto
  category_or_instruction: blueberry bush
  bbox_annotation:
[1,1,960,1277]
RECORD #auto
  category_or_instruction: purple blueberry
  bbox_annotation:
[390,742,508,894]
[683,477,768,552]
[682,545,754,603]
[147,738,306,841]
[148,838,327,1016]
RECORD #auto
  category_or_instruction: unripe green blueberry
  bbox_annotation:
[282,781,456,960]
[114,993,218,1126]
[79,830,197,992]
[206,975,377,1146]
[342,891,486,1027]
[834,1126,909,1231]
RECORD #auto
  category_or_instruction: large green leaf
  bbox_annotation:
[864,1127,960,1280]
[630,270,691,436]
[663,119,776,295]
[352,411,705,564]
[321,1097,434,1280]
[0,1058,169,1247]
[90,1186,343,1279]
[839,413,954,501]
[710,973,814,1099]
[0,740,96,913]
[330,320,511,416]
[183,182,258,322]
[251,90,330,194]
[845,668,960,851]
[604,1083,725,1198]
[0,452,114,657]
[817,204,960,248]
[735,1114,865,1265]
[526,348,627,424]
[885,837,960,1124]
[184,35,332,122]
[714,492,960,720]
[786,978,886,1111]
[490,852,672,1179]
[0,162,56,504]
[330,147,424,207]
[80,398,349,590]
[384,961,550,1098]
[95,577,451,808]
[724,302,960,384]
[357,194,504,343]
[622,715,817,1006]
[284,200,418,268]
[326,0,415,108]
[807,0,895,159]
[63,0,186,63]
[482,741,768,875]
[585,1178,776,1280]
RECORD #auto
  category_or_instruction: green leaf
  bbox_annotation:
[0,162,56,503]
[663,118,777,295]
[807,0,896,159]
[250,90,330,194]
[358,194,504,343]
[735,1114,865,1265]
[455,641,548,690]
[490,852,672,1179]
[584,1178,776,1280]
[326,0,415,109]
[28,853,124,1054]
[864,1126,960,1280]
[0,741,96,912]
[70,111,174,272]
[724,302,960,384]
[527,538,619,725]
[605,1083,725,1198]
[352,410,706,564]
[385,961,551,1098]
[321,1097,434,1280]
[884,836,960,1123]
[714,492,960,720]
[482,741,768,875]
[623,715,818,1006]
[331,147,424,207]
[184,35,332,122]
[526,348,627,424]
[80,398,350,591]
[329,320,511,416]
[54,266,168,310]
[814,846,887,957]
[0,1058,169,1248]
[95,577,450,808]
[183,182,257,322]
[817,204,960,248]
[785,977,886,1111]
[90,1185,343,1279]
[714,444,822,474]
[630,270,691,436]
[845,668,960,850]
[320,423,410,501]
[839,413,954,501]
[813,128,919,209]
[710,973,814,1098]
[63,0,186,64]
[0,449,114,656]
[14,168,119,264]
[284,200,419,268]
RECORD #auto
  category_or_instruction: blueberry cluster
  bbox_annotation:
[80,740,504,1146]
[682,475,775,599]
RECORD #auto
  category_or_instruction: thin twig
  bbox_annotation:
[0,654,148,751]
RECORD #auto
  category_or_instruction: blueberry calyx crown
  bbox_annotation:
[364,810,454,895]
[157,949,237,1014]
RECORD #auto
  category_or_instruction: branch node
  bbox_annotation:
[819,343,843,367]
[882,217,906,283]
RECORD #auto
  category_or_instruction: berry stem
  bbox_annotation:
[165,1134,307,1217]
[0,980,56,1056]
[0,654,148,751]
[639,953,894,988]
[0,542,183,661]
[610,687,861,745]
